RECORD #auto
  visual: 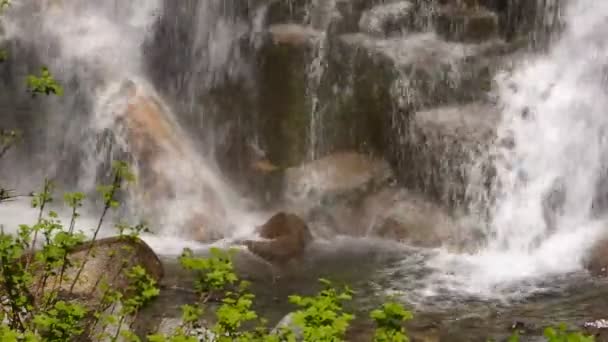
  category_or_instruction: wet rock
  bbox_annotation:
[585,238,608,277]
[313,31,508,180]
[244,212,313,265]
[265,0,313,27]
[281,151,472,248]
[324,185,464,248]
[110,81,232,238]
[435,5,499,43]
[284,151,394,209]
[29,236,163,305]
[183,212,226,243]
[358,1,414,37]
[265,0,354,33]
[583,319,608,342]
[268,24,322,46]
[394,102,499,209]
[481,0,564,46]
[256,26,313,168]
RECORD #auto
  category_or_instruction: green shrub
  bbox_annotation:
[371,301,412,342]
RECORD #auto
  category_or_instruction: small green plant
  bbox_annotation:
[33,300,88,341]
[288,278,355,342]
[509,323,595,342]
[544,324,595,342]
[179,247,238,296]
[26,67,63,97]
[0,160,164,341]
[0,129,21,159]
[370,301,413,342]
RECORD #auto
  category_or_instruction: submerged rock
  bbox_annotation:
[583,319,608,341]
[318,184,466,249]
[244,212,313,265]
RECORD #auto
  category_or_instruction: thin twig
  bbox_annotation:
[69,172,121,294]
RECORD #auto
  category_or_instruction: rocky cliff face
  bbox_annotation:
[0,0,565,237]
[141,0,564,213]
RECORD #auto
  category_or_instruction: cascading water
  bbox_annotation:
[0,0,264,248]
[1,0,607,314]
[418,0,608,299]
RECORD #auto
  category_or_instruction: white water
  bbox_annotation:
[0,0,266,250]
[420,0,608,299]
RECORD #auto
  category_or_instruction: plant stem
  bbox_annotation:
[25,179,51,271]
[68,172,120,295]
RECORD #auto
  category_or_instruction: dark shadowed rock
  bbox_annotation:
[435,5,499,43]
[585,238,608,277]
[244,212,313,265]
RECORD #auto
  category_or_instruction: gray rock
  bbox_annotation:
[395,102,499,210]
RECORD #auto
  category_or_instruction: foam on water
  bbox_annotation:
[414,0,608,300]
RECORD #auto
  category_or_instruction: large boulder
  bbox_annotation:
[105,80,231,241]
[244,212,313,265]
[29,236,163,305]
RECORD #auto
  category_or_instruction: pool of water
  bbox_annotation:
[138,236,608,341]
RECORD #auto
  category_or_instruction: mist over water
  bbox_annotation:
[0,0,264,247]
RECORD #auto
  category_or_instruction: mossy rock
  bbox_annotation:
[435,6,499,43]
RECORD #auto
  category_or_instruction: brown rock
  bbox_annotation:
[28,236,163,305]
[268,24,322,46]
[585,238,608,277]
[182,211,225,243]
[112,80,230,235]
[244,212,313,265]
[435,5,499,43]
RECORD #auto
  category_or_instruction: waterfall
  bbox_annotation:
[489,0,608,259]
[0,0,264,241]
[424,0,608,298]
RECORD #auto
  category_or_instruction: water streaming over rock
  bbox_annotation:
[416,0,608,299]
[487,0,608,263]
[0,0,264,242]
[1,0,606,310]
